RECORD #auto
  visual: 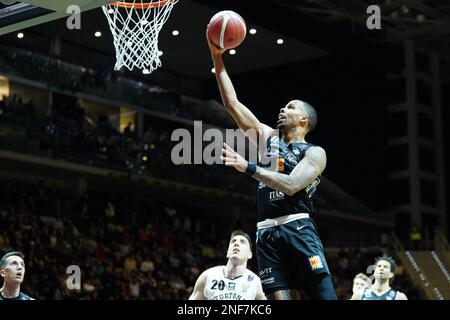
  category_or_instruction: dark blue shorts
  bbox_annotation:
[256,218,336,299]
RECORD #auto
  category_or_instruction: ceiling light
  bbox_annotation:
[17,32,24,39]
[143,69,151,74]
[94,31,102,37]
[229,49,236,55]
[417,14,426,22]
[211,68,216,74]
[277,38,284,45]
[249,28,257,35]
[172,30,180,36]
[158,50,163,56]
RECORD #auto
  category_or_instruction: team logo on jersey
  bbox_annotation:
[258,182,266,189]
[247,275,254,282]
[308,255,324,271]
[228,282,236,291]
[277,157,284,172]
[293,149,300,155]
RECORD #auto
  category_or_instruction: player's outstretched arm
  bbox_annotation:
[221,143,326,196]
[188,270,208,300]
[206,28,274,145]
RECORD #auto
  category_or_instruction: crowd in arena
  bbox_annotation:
[0,92,251,194]
[0,178,422,300]
[0,44,425,301]
[0,178,234,299]
[0,45,181,117]
[0,44,227,126]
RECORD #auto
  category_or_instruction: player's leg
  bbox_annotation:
[277,218,336,300]
[256,227,291,299]
[301,273,337,300]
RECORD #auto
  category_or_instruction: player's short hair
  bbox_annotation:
[374,256,397,273]
[230,230,252,251]
[301,101,317,133]
[353,273,371,283]
[0,251,25,270]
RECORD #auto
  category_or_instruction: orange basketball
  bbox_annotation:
[208,10,247,49]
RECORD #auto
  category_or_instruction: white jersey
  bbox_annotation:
[203,266,260,300]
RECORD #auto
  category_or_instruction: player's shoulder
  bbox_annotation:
[305,145,327,165]
[246,268,258,276]
[0,292,34,300]
[20,292,34,300]
[204,265,225,275]
[395,291,408,300]
[305,144,326,155]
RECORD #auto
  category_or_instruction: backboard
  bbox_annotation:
[0,0,113,35]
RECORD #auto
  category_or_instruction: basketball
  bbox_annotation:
[207,10,247,49]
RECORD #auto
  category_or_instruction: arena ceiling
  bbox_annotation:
[269,0,450,57]
[1,0,449,79]
[0,0,332,80]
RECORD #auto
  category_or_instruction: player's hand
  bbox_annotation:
[206,26,226,57]
[221,143,248,173]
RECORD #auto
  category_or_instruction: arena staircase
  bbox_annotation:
[391,232,450,300]
[410,251,450,299]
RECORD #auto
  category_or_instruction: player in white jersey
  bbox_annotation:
[189,230,266,300]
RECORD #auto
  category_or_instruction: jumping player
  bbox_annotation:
[207,28,336,300]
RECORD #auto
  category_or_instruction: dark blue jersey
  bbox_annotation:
[0,291,33,300]
[256,135,320,221]
[361,287,398,300]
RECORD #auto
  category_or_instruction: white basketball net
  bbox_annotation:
[102,0,178,74]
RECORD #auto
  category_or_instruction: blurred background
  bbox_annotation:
[0,0,449,299]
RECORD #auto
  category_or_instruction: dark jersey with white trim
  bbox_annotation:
[256,136,320,221]
[361,287,398,300]
[0,292,33,300]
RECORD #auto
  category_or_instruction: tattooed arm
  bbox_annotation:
[221,143,326,196]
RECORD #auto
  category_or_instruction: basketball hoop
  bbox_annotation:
[102,0,178,74]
